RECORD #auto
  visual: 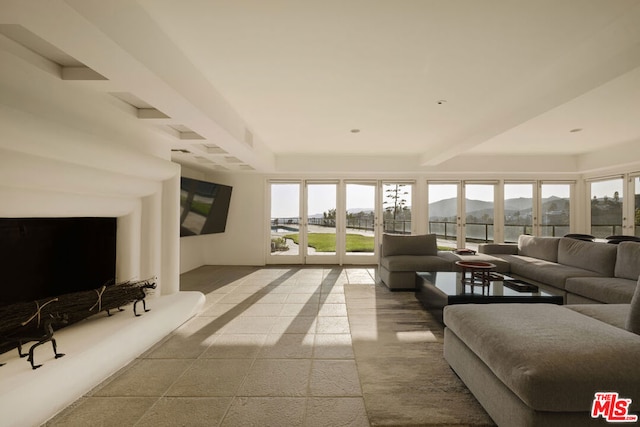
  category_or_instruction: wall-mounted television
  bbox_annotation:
[179,177,233,236]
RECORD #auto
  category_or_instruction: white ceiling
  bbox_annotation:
[2,0,640,174]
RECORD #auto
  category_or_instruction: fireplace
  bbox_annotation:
[0,217,117,306]
[0,141,200,425]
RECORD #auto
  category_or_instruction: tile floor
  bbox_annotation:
[45,266,373,427]
[45,265,493,427]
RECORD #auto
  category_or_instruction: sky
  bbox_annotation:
[271,178,630,218]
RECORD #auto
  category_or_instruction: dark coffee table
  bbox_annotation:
[415,271,563,322]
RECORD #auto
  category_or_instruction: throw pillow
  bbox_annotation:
[518,235,560,262]
[614,242,640,280]
[626,276,640,335]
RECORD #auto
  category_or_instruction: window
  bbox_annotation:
[590,178,623,238]
[504,183,534,242]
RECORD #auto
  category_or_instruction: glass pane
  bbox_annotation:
[636,177,640,237]
[382,183,412,235]
[540,184,571,237]
[428,184,457,250]
[504,183,533,243]
[345,183,375,255]
[465,184,494,244]
[307,183,336,256]
[270,183,300,255]
[591,179,623,238]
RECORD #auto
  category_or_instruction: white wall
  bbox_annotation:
[179,169,266,272]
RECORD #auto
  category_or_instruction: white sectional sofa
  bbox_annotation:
[441,235,640,426]
[444,280,640,426]
[479,235,639,304]
[379,233,640,304]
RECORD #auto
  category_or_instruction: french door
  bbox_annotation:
[540,182,572,237]
[504,182,536,242]
[427,181,496,249]
[428,182,460,249]
[267,180,379,265]
[305,181,339,264]
[343,182,377,263]
[268,181,304,264]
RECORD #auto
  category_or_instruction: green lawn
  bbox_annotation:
[285,233,374,252]
[284,232,456,253]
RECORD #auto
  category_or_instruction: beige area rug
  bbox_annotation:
[345,284,495,426]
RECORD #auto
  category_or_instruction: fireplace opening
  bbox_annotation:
[0,217,117,306]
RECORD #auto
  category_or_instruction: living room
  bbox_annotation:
[1,1,640,425]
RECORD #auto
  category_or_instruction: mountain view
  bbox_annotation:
[308,197,572,221]
[429,196,570,223]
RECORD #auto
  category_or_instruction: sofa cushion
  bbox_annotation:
[517,235,560,262]
[565,276,636,304]
[566,304,630,329]
[557,237,617,276]
[615,241,640,280]
[501,255,598,289]
[381,233,437,257]
[380,255,451,272]
[444,304,640,412]
[627,276,640,335]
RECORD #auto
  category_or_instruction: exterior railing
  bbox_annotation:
[591,225,624,239]
[272,217,410,234]
[383,220,411,235]
[429,221,574,243]
[272,217,627,241]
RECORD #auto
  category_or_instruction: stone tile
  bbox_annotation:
[320,293,346,303]
[230,284,271,293]
[200,302,247,317]
[221,397,306,427]
[318,303,348,316]
[309,360,362,397]
[238,359,311,396]
[290,284,323,293]
[221,316,277,334]
[285,292,321,303]
[270,316,317,334]
[264,284,297,294]
[200,334,267,359]
[92,359,193,397]
[135,397,232,427]
[240,303,284,317]
[305,397,370,427]
[320,285,345,296]
[280,303,319,316]
[142,333,216,359]
[170,316,222,336]
[218,292,261,304]
[316,316,351,333]
[45,397,156,427]
[166,359,253,397]
[258,333,315,359]
[313,334,354,359]
[253,292,289,303]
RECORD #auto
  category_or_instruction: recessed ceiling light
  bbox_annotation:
[569,128,583,133]
[350,129,360,133]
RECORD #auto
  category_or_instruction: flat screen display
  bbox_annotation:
[179,177,233,236]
